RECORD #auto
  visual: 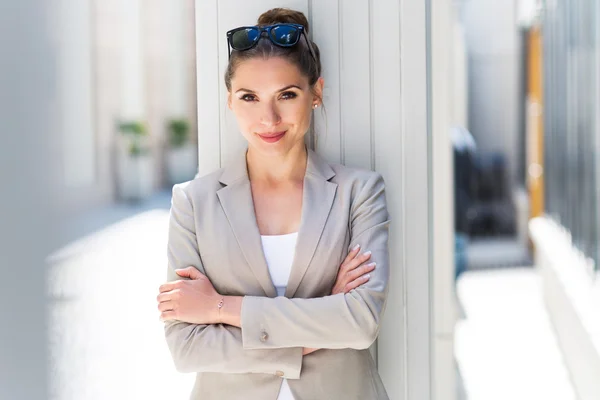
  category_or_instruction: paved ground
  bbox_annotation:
[46,191,577,400]
[455,268,577,400]
[47,192,195,400]
[466,237,533,270]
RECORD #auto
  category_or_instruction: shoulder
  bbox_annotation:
[328,162,385,194]
[326,162,389,223]
[324,162,387,215]
[171,167,225,204]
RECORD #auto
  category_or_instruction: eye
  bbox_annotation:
[280,91,298,100]
[240,94,257,102]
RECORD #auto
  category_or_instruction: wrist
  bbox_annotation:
[220,295,243,327]
[215,296,225,324]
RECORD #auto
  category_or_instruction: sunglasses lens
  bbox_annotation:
[270,25,300,46]
[231,28,259,50]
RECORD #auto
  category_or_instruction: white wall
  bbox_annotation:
[121,0,144,120]
[57,0,95,189]
[53,0,114,213]
[432,0,460,399]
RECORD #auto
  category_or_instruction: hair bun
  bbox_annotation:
[257,8,310,33]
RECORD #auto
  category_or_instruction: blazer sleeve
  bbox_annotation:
[164,184,304,378]
[240,172,391,350]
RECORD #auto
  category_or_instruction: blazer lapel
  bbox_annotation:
[217,147,337,299]
[285,149,337,298]
[217,150,277,298]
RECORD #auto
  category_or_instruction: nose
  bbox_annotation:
[259,102,281,127]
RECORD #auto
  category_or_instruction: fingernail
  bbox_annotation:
[368,262,376,267]
[362,251,371,257]
[352,244,360,251]
[364,274,371,280]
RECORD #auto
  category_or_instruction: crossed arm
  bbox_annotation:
[160,174,390,378]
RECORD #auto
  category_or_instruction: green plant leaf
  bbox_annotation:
[118,120,147,136]
[167,118,190,147]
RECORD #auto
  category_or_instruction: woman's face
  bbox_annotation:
[228,57,323,156]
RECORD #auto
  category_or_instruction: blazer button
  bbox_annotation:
[275,370,284,377]
[260,331,269,342]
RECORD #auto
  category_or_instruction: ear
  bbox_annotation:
[227,92,232,110]
[313,77,325,104]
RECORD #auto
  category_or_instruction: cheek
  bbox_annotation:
[232,106,257,129]
[281,104,312,127]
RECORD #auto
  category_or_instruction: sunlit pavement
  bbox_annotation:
[455,268,578,400]
[47,193,195,400]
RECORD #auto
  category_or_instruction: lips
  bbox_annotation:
[257,131,287,143]
[258,131,286,138]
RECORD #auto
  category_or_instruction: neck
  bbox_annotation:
[246,142,308,185]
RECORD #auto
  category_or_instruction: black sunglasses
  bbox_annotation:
[226,23,317,62]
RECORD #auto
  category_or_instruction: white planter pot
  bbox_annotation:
[117,149,154,201]
[166,144,198,185]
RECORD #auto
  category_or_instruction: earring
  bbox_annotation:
[313,104,318,109]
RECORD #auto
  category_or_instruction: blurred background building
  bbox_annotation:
[454,0,600,399]
[61,0,199,214]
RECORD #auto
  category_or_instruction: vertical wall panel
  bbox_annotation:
[196,0,221,175]
[312,0,342,163]
[59,0,95,188]
[431,0,457,399]
[371,0,406,398]
[166,0,189,117]
[121,0,144,120]
[339,0,372,169]
[400,0,432,398]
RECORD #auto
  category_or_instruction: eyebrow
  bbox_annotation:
[235,85,303,94]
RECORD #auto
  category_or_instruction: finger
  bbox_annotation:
[342,244,361,266]
[160,310,177,322]
[343,250,372,273]
[157,288,182,303]
[157,292,171,303]
[175,267,198,279]
[158,300,175,312]
[344,273,371,293]
[347,262,376,282]
[159,282,178,293]
[175,266,203,280]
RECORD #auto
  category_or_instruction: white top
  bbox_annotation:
[260,232,298,400]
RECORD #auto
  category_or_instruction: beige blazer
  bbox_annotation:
[164,147,391,400]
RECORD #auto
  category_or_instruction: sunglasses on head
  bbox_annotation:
[226,23,317,62]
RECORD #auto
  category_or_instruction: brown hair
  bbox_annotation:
[224,8,322,97]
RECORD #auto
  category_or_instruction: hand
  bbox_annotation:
[303,245,375,357]
[157,266,222,324]
[330,244,375,295]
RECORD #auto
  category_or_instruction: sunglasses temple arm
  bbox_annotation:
[303,33,317,65]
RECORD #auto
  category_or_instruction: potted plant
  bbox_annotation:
[116,120,154,201]
[165,118,197,185]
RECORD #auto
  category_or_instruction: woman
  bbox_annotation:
[157,8,391,400]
